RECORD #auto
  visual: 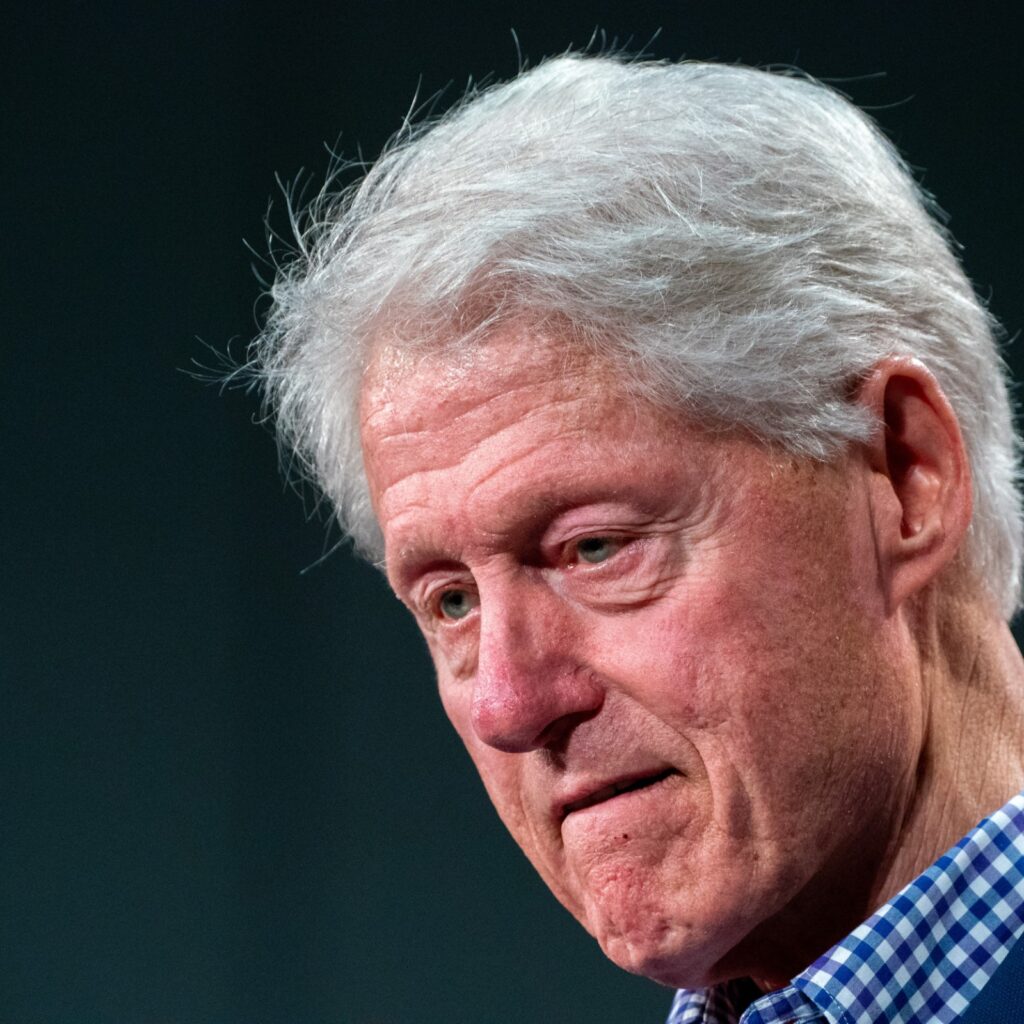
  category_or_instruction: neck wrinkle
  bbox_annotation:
[872,584,1024,912]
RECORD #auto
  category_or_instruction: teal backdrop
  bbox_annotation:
[5,3,1023,1021]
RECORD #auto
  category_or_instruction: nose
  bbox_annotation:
[470,580,604,753]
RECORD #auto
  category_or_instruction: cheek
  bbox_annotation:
[580,548,911,825]
[578,574,749,734]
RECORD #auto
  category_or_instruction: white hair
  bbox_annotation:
[251,53,1022,617]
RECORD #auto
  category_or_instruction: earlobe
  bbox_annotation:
[856,359,973,612]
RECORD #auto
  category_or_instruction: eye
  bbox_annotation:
[573,537,621,565]
[437,588,478,621]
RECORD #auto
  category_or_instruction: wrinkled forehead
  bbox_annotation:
[359,321,618,437]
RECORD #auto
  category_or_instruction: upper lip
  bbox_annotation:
[556,767,677,822]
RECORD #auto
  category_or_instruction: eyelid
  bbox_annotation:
[559,533,630,567]
[416,578,479,624]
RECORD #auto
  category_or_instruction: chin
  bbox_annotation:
[587,906,718,989]
[585,888,760,990]
[598,929,714,988]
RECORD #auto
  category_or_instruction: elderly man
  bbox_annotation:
[252,55,1024,1022]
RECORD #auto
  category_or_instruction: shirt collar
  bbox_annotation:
[667,791,1024,1024]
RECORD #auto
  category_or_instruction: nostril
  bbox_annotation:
[533,705,603,754]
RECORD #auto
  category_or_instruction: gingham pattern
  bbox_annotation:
[667,792,1024,1024]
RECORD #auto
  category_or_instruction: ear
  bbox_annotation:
[856,358,973,613]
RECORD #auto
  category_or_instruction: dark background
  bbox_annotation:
[5,3,1022,1021]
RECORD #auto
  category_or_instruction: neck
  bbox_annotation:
[871,587,1024,910]
[737,584,1024,994]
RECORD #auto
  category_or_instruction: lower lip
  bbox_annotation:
[560,772,681,836]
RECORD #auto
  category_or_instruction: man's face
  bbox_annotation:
[361,326,922,988]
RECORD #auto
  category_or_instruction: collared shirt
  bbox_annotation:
[667,792,1024,1024]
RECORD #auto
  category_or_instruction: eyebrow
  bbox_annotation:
[385,491,673,593]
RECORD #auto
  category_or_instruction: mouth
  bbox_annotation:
[561,768,679,820]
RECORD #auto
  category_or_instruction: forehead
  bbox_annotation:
[361,324,613,433]
[360,322,701,476]
[359,325,760,558]
[358,323,862,606]
[360,326,651,498]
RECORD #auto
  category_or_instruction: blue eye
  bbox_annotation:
[575,537,617,564]
[438,589,476,620]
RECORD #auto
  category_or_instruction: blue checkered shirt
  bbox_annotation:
[666,791,1024,1024]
